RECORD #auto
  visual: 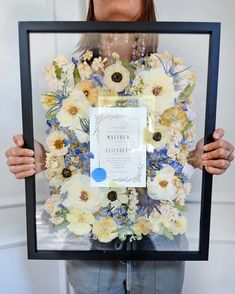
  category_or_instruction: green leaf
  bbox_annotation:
[46,113,56,119]
[53,62,62,80]
[163,228,174,240]
[122,60,135,81]
[73,66,81,85]
[180,83,195,102]
[173,203,188,212]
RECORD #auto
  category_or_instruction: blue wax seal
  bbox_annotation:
[92,168,107,182]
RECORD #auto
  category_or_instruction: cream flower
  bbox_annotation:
[101,188,129,209]
[44,64,56,80]
[40,94,57,110]
[54,54,68,67]
[44,197,61,214]
[92,217,118,243]
[82,50,93,61]
[66,208,95,235]
[61,174,104,212]
[149,53,161,68]
[171,216,187,235]
[78,62,92,79]
[45,153,65,178]
[103,62,130,93]
[147,165,178,200]
[133,217,151,236]
[91,57,106,72]
[46,131,69,156]
[56,89,89,130]
[143,124,170,150]
[133,68,176,114]
[149,213,172,235]
[75,80,99,106]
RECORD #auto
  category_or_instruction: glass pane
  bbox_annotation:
[30,32,209,252]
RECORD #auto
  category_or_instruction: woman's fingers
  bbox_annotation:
[202,147,231,161]
[7,155,35,166]
[13,134,24,147]
[14,169,36,179]
[212,128,225,140]
[203,139,233,153]
[9,164,35,174]
[5,146,34,158]
[203,159,230,169]
[205,166,227,175]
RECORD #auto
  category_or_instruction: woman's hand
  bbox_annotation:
[191,128,234,175]
[5,134,46,179]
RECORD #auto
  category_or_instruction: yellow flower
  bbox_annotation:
[46,131,69,156]
[41,94,57,110]
[75,80,99,106]
[45,153,65,178]
[54,54,68,67]
[172,216,187,235]
[92,217,118,243]
[160,106,187,131]
[143,124,170,150]
[103,62,130,93]
[149,214,172,234]
[133,217,151,236]
[56,89,89,130]
[82,50,93,61]
[66,208,95,235]
[44,64,56,80]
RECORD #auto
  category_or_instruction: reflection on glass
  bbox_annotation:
[30,33,209,252]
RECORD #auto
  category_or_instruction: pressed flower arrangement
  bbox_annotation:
[41,50,196,243]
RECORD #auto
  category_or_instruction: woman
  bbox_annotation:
[5,1,234,293]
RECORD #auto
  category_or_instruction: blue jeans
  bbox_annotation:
[66,235,187,294]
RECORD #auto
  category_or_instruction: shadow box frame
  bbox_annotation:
[19,21,220,261]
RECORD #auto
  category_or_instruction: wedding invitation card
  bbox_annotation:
[90,107,147,187]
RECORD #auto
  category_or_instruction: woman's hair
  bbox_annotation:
[78,0,158,58]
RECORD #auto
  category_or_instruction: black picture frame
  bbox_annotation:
[19,21,220,260]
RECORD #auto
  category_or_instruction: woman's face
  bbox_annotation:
[93,0,143,21]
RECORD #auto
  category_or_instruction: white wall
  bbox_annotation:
[156,0,235,293]
[0,0,234,293]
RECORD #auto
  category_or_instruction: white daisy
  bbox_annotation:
[103,62,130,93]
[56,89,89,130]
[147,165,178,200]
[61,174,104,212]
[133,68,177,114]
[46,131,69,156]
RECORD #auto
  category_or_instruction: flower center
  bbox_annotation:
[152,86,162,96]
[159,180,168,188]
[111,72,123,83]
[152,131,162,142]
[54,139,64,150]
[84,90,89,97]
[69,106,79,116]
[62,168,72,178]
[80,191,89,201]
[107,191,117,202]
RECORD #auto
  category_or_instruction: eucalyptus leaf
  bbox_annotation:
[180,82,195,102]
[73,66,81,85]
[122,60,135,81]
[173,203,188,212]
[163,227,174,240]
